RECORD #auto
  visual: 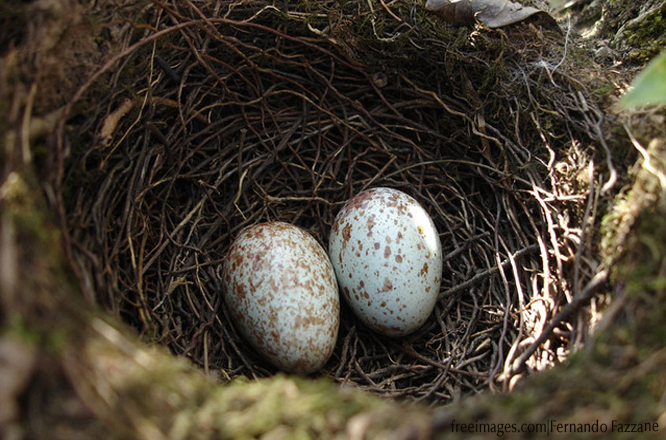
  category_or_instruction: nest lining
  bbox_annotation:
[58,0,612,404]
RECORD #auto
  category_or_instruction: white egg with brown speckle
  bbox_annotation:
[222,222,339,374]
[329,187,442,337]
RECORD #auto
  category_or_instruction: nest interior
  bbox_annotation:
[57,0,614,405]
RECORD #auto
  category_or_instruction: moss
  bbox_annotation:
[623,3,666,63]
[3,316,42,347]
[2,1,666,439]
[478,62,500,97]
[594,0,666,64]
[1,172,55,250]
[208,376,381,439]
[3,312,71,358]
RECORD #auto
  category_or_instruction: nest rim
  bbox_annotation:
[54,0,614,405]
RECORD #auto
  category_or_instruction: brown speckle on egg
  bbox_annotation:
[342,223,351,242]
[223,222,339,374]
[328,187,442,337]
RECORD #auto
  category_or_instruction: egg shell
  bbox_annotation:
[329,187,442,337]
[222,222,340,374]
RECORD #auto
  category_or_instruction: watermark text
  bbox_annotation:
[449,419,659,437]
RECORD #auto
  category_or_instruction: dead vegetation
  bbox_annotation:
[1,0,665,439]
[51,0,617,403]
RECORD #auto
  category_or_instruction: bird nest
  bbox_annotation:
[56,0,614,404]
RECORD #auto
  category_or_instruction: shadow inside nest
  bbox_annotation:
[57,0,614,405]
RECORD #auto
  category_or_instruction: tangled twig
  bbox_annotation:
[55,0,615,404]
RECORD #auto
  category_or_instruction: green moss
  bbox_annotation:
[478,63,500,97]
[624,6,666,63]
[600,1,666,64]
[3,313,71,356]
[602,141,666,349]
[3,316,42,347]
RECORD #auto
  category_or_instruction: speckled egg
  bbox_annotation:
[329,187,442,337]
[222,222,339,374]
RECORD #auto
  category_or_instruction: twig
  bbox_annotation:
[439,244,540,299]
[509,269,609,375]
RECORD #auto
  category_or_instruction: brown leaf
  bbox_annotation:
[425,0,475,26]
[425,0,559,29]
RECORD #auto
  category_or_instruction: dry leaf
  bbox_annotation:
[425,0,558,29]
